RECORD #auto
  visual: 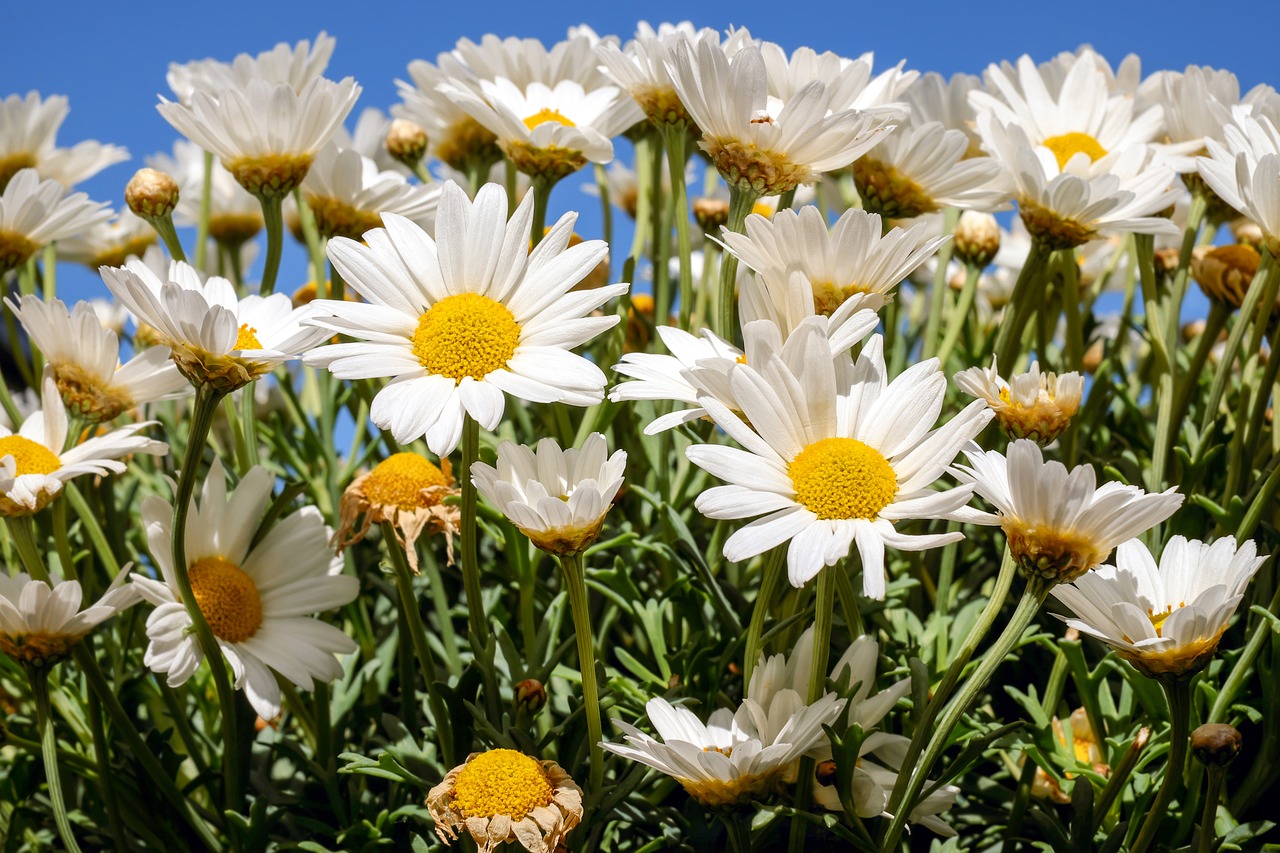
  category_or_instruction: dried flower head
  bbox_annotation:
[334,452,460,570]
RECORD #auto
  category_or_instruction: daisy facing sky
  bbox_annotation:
[303,181,628,456]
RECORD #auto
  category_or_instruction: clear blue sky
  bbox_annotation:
[5,0,1274,303]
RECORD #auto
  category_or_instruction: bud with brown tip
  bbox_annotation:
[515,678,547,714]
[1193,244,1261,310]
[387,119,430,170]
[1191,723,1242,768]
[693,197,730,233]
[815,759,838,787]
[126,168,180,219]
[953,211,1000,268]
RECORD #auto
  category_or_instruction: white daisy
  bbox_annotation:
[756,38,917,118]
[667,38,895,195]
[688,320,992,595]
[157,76,360,199]
[395,58,503,174]
[0,372,167,517]
[1156,66,1251,174]
[0,168,110,274]
[148,140,263,245]
[954,358,1083,445]
[952,439,1184,586]
[301,142,441,240]
[1197,107,1280,257]
[132,458,358,720]
[1051,536,1265,680]
[903,71,984,154]
[166,32,336,103]
[471,433,625,556]
[8,295,189,421]
[602,692,845,807]
[100,258,329,392]
[596,21,720,128]
[303,181,627,456]
[0,571,139,667]
[0,91,129,189]
[56,208,156,269]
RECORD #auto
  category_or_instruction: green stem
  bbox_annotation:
[882,575,1049,852]
[42,243,57,300]
[30,668,83,853]
[993,241,1050,369]
[421,546,463,676]
[293,189,326,289]
[1131,680,1192,853]
[257,194,285,295]
[717,184,763,343]
[936,263,983,365]
[560,552,605,792]
[460,414,485,640]
[1210,585,1280,722]
[9,515,50,582]
[168,384,244,811]
[530,175,556,248]
[921,208,959,361]
[662,127,695,328]
[1062,246,1084,373]
[1199,250,1277,436]
[788,566,836,853]
[382,522,455,768]
[743,548,785,686]
[148,213,188,263]
[194,151,213,271]
[86,690,128,849]
[1197,766,1225,853]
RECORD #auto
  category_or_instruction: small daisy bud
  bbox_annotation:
[953,211,1001,268]
[125,168,180,219]
[1193,244,1260,310]
[1182,319,1207,343]
[693,197,730,232]
[1191,723,1242,768]
[515,679,547,714]
[815,759,839,787]
[1082,339,1105,374]
[386,119,430,168]
[1153,247,1181,276]
[1230,217,1264,251]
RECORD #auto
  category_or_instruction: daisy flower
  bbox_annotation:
[56,208,156,269]
[952,440,1184,586]
[667,38,895,195]
[0,372,167,517]
[954,358,1083,445]
[157,75,360,199]
[0,91,129,190]
[301,142,441,240]
[8,295,188,422]
[0,571,139,668]
[395,59,502,175]
[1197,107,1280,257]
[471,433,625,556]
[427,749,583,853]
[335,452,460,570]
[303,181,628,456]
[100,258,329,392]
[1051,536,1265,680]
[166,32,336,104]
[132,458,359,720]
[0,168,110,275]
[757,39,917,118]
[603,692,845,807]
[903,71,984,154]
[596,21,719,128]
[688,320,992,594]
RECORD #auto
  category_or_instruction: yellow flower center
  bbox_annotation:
[235,324,263,350]
[451,749,553,821]
[751,201,775,218]
[363,453,450,511]
[1148,604,1182,637]
[523,108,576,131]
[1042,132,1108,170]
[788,437,897,520]
[187,557,263,643]
[0,435,61,476]
[411,293,521,382]
[810,279,871,317]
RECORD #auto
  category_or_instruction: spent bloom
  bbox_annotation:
[334,452,460,570]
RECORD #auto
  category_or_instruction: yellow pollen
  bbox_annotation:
[751,201,775,218]
[412,293,521,382]
[235,324,263,350]
[703,745,733,756]
[523,108,575,131]
[788,437,897,520]
[0,435,61,476]
[187,557,263,643]
[451,749,553,821]
[735,354,748,365]
[363,453,450,511]
[1148,604,1182,637]
[1042,132,1108,170]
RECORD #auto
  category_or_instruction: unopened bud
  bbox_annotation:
[125,168,180,219]
[387,119,430,168]
[693,197,730,232]
[1153,247,1181,276]
[1193,244,1261,310]
[1083,339,1105,375]
[953,211,1000,268]
[515,678,546,714]
[815,759,838,786]
[1230,217,1264,251]
[1191,723,1242,768]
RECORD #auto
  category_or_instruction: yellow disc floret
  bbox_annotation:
[451,749,553,821]
[412,293,521,382]
[788,437,897,520]
[0,435,61,476]
[523,109,575,131]
[235,324,263,350]
[363,453,450,511]
[1042,132,1108,170]
[187,557,263,643]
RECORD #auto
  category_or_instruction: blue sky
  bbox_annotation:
[5,0,1274,303]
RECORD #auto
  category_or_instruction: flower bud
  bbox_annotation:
[1230,217,1264,251]
[1191,723,1242,768]
[387,119,429,168]
[125,168,180,219]
[815,759,838,787]
[693,197,730,233]
[953,211,1000,268]
[515,678,547,714]
[1193,244,1260,310]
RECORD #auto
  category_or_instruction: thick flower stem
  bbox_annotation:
[921,207,959,361]
[529,174,557,248]
[743,547,785,686]
[1197,765,1226,853]
[257,193,285,295]
[148,213,188,263]
[788,565,836,853]
[661,126,695,328]
[194,151,214,271]
[881,574,1049,852]
[169,384,245,813]
[381,521,456,768]
[8,515,51,582]
[716,184,763,343]
[559,552,605,793]
[993,241,1049,369]
[1131,680,1193,853]
[30,667,83,853]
